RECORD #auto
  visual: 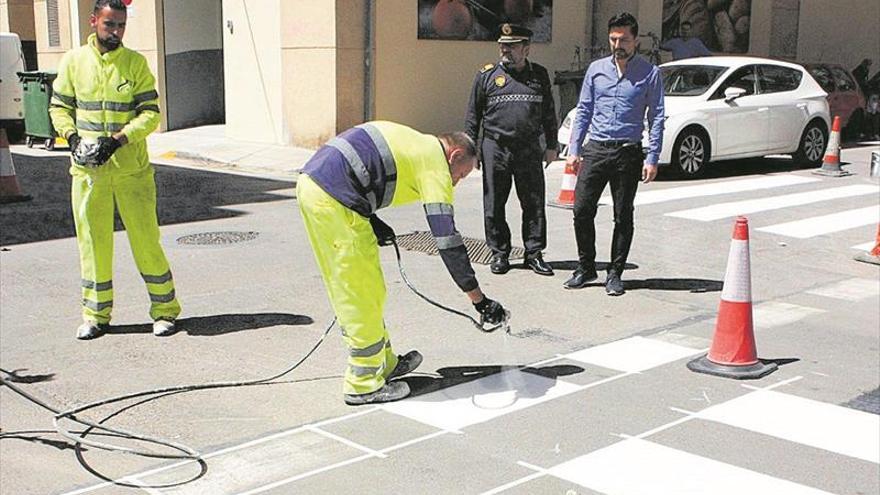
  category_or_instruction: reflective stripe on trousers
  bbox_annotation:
[72,166,181,323]
[296,175,399,395]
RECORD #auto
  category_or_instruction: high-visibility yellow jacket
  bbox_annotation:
[50,34,159,175]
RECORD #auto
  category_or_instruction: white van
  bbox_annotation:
[1,32,26,140]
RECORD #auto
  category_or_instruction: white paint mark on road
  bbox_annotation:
[563,336,703,373]
[752,301,825,328]
[601,175,819,206]
[756,206,879,238]
[806,278,880,301]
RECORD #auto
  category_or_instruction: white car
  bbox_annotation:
[558,56,831,177]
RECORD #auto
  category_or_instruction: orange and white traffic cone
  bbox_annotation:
[548,160,577,209]
[0,128,32,204]
[813,116,851,177]
[688,216,778,379]
[853,224,880,266]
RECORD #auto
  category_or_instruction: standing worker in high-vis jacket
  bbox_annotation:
[50,0,180,340]
[298,121,508,405]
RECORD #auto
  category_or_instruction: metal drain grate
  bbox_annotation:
[395,231,524,265]
[177,231,259,246]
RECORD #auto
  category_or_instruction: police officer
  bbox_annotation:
[465,23,558,276]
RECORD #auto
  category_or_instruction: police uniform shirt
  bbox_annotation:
[465,60,557,147]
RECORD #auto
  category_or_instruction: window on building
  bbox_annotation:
[47,0,61,47]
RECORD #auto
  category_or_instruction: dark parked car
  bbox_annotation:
[803,63,866,139]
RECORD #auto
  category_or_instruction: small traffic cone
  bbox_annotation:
[813,116,851,177]
[548,160,577,209]
[853,224,880,266]
[688,216,778,379]
[0,128,32,204]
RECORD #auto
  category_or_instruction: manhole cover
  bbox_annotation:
[176,231,260,246]
[396,231,524,265]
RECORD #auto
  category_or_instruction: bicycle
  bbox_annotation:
[638,31,662,65]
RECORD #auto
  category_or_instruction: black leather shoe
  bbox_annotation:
[563,267,598,289]
[525,255,554,276]
[605,271,625,296]
[386,350,423,381]
[344,381,411,406]
[490,255,510,274]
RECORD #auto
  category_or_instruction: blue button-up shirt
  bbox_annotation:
[569,54,665,165]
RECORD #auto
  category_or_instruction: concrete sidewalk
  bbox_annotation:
[147,125,314,180]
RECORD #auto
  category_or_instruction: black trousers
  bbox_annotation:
[481,137,546,259]
[572,140,643,274]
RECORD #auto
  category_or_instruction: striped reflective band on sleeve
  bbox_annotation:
[82,299,113,311]
[81,279,113,291]
[142,271,173,284]
[357,124,398,208]
[132,90,159,104]
[349,364,382,377]
[149,290,176,303]
[435,234,464,249]
[137,104,160,114]
[52,92,77,108]
[349,337,386,357]
[327,137,377,212]
[424,203,454,216]
[76,119,105,131]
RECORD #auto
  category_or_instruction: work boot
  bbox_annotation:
[605,271,625,296]
[76,321,104,340]
[387,350,423,381]
[152,319,177,337]
[563,266,598,289]
[490,255,510,274]
[344,381,411,406]
[525,254,554,276]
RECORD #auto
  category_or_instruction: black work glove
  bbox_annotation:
[91,136,123,165]
[369,214,396,246]
[66,133,81,153]
[473,297,506,325]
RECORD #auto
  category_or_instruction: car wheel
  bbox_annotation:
[793,120,827,167]
[672,128,709,178]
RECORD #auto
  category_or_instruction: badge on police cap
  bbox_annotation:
[501,24,513,36]
[494,75,506,87]
[497,23,532,44]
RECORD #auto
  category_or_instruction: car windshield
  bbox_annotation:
[661,65,727,96]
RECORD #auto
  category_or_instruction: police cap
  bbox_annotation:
[496,23,532,44]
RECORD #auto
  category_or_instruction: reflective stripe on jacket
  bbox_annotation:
[50,33,159,175]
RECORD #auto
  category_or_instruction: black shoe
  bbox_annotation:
[605,271,625,296]
[387,350,423,381]
[563,267,598,289]
[525,255,554,276]
[344,381,411,406]
[490,255,510,274]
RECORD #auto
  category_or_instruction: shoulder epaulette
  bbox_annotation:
[480,63,494,73]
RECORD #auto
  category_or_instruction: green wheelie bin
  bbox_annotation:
[17,70,58,150]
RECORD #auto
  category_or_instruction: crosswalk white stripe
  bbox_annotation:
[600,175,819,206]
[668,185,879,221]
[548,438,833,495]
[757,206,880,238]
[806,278,880,301]
[697,390,880,463]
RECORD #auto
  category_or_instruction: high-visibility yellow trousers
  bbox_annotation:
[296,175,399,395]
[71,165,180,324]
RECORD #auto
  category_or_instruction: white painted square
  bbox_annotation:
[752,301,825,329]
[697,390,880,463]
[563,336,703,373]
[757,207,879,238]
[382,369,582,431]
[600,175,820,206]
[806,278,880,301]
[549,438,833,495]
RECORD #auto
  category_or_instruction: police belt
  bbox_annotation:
[484,132,541,148]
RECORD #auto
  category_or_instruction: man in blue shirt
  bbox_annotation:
[563,12,665,296]
[661,21,711,60]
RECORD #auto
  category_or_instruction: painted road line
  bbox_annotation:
[547,437,833,495]
[752,301,825,329]
[479,462,549,495]
[563,336,703,373]
[756,206,879,238]
[381,368,585,431]
[667,185,879,221]
[852,241,875,251]
[806,278,880,301]
[600,175,819,206]
[696,390,880,463]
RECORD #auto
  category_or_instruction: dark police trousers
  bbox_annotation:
[572,140,643,274]
[481,136,547,259]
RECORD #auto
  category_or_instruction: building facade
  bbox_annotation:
[3,0,878,148]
